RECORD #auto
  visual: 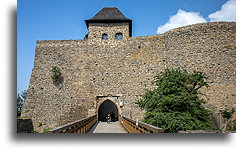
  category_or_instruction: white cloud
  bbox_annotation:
[157,9,206,34]
[157,0,236,34]
[208,0,236,22]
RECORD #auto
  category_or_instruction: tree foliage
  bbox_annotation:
[17,90,27,117]
[138,68,215,133]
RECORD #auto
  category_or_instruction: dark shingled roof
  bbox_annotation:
[87,7,131,21]
[85,7,132,36]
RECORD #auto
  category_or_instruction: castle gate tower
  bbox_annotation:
[21,7,235,132]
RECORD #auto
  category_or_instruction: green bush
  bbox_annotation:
[228,120,236,131]
[220,108,234,119]
[138,68,215,133]
[50,66,62,82]
[42,128,52,133]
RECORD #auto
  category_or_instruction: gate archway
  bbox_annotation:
[98,99,119,122]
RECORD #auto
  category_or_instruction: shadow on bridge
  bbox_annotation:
[87,122,99,133]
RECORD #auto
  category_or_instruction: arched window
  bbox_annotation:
[115,33,123,40]
[102,33,108,40]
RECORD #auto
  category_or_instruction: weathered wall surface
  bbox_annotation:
[17,119,34,133]
[21,22,235,132]
[88,23,129,40]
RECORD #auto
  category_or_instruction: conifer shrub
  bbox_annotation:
[138,68,215,133]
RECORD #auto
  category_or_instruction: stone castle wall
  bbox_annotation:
[21,22,235,132]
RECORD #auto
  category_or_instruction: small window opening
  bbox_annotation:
[102,33,108,40]
[115,33,123,40]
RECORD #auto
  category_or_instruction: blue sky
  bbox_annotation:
[17,0,235,94]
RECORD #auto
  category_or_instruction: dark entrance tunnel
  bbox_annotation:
[98,100,118,122]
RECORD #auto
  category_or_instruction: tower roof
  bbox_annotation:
[85,7,132,36]
[87,7,131,21]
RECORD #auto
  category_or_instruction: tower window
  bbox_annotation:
[115,33,123,40]
[102,33,108,40]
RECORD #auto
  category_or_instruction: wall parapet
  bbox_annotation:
[36,39,87,47]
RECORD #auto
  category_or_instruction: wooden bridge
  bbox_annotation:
[48,114,164,133]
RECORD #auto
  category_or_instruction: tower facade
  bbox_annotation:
[85,7,132,41]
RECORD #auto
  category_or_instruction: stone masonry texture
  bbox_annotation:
[21,22,235,132]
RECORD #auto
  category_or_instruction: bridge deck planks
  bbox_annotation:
[89,121,127,133]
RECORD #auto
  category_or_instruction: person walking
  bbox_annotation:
[107,114,111,124]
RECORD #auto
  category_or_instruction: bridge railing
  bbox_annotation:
[47,114,97,133]
[120,115,164,133]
